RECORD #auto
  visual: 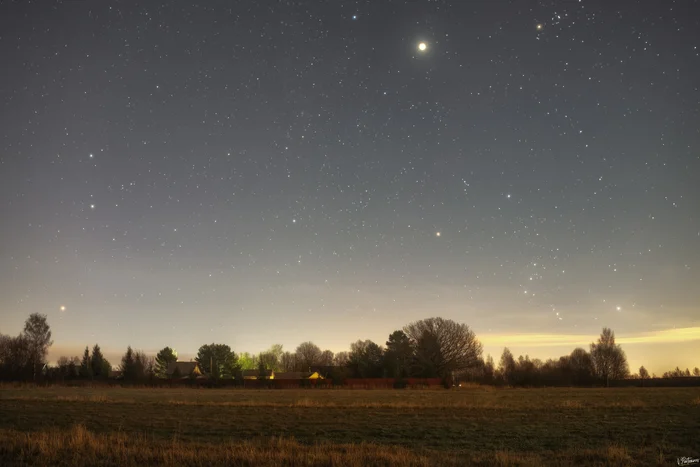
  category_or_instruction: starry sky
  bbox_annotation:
[1,0,699,374]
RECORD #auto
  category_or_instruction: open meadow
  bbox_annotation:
[0,385,699,466]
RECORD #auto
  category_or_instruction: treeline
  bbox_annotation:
[1,313,698,387]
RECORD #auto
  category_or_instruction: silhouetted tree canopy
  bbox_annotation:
[319,349,335,367]
[384,330,413,378]
[80,346,92,378]
[280,351,297,371]
[295,341,322,371]
[120,346,137,381]
[590,327,629,386]
[498,348,517,385]
[348,340,384,378]
[0,334,32,380]
[403,318,482,379]
[155,347,178,378]
[23,313,52,380]
[196,343,238,379]
[333,351,350,367]
[90,344,110,378]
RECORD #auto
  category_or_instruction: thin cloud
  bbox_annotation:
[481,327,700,347]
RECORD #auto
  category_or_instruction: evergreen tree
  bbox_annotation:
[154,347,178,378]
[384,330,414,378]
[90,344,106,378]
[79,346,92,378]
[120,346,136,381]
[196,343,238,379]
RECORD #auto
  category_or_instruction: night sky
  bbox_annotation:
[1,0,699,374]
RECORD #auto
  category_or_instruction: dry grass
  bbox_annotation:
[0,424,456,466]
[0,424,656,466]
[0,386,698,466]
[1,387,689,409]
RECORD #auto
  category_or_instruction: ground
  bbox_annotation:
[0,385,698,466]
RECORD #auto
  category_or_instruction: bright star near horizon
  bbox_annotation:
[59,305,66,312]
[617,306,622,311]
[418,42,427,52]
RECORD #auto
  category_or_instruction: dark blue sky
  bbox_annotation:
[1,0,698,373]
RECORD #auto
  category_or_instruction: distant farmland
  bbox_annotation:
[0,386,698,466]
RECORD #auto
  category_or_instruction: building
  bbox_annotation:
[274,371,324,380]
[241,369,274,379]
[166,361,204,379]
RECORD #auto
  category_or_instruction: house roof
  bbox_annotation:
[241,369,273,377]
[274,371,324,379]
[167,361,201,376]
[273,372,305,379]
[309,366,335,377]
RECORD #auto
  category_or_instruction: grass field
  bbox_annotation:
[0,385,698,466]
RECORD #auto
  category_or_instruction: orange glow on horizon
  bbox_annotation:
[480,327,700,347]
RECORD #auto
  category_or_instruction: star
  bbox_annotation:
[418,42,427,52]
[89,204,95,210]
[352,15,357,20]
[536,24,543,30]
[59,305,66,312]
[435,231,441,237]
[616,306,622,311]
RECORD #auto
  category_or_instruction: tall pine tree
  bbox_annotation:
[154,347,178,378]
[90,344,106,378]
[80,346,92,378]
[120,346,136,381]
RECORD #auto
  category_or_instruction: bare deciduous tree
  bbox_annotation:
[258,345,284,371]
[319,349,334,367]
[23,313,53,380]
[590,328,629,387]
[333,351,350,367]
[0,334,31,380]
[498,347,516,385]
[569,348,595,385]
[295,341,322,371]
[280,351,297,371]
[404,317,482,379]
[348,340,384,378]
[638,365,649,386]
